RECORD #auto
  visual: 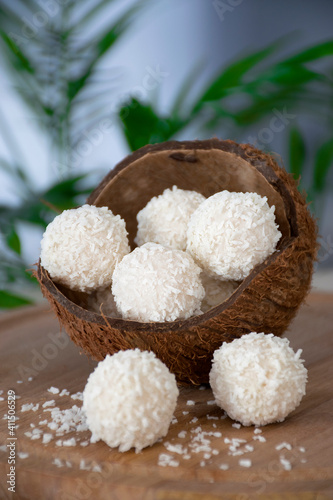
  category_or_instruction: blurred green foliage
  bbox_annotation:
[0,1,332,308]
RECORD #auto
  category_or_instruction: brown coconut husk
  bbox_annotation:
[36,139,318,385]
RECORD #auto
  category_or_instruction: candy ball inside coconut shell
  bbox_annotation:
[37,139,317,385]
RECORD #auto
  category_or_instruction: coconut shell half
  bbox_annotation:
[37,139,317,384]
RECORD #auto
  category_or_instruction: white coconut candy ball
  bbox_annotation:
[187,191,282,281]
[83,349,179,452]
[210,332,308,426]
[40,204,130,292]
[135,185,206,250]
[201,273,240,312]
[86,287,121,318]
[112,242,205,322]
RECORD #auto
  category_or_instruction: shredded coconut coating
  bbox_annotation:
[135,185,206,250]
[112,242,205,322]
[40,204,130,292]
[210,332,308,426]
[201,273,240,312]
[86,287,120,318]
[83,349,179,452]
[187,191,282,281]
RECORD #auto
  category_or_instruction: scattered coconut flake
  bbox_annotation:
[182,411,189,416]
[42,400,55,408]
[186,400,195,406]
[31,434,41,441]
[42,433,53,444]
[48,387,59,394]
[245,444,254,452]
[0,445,7,452]
[232,423,241,429]
[80,441,89,447]
[66,461,72,468]
[47,405,87,435]
[254,428,262,434]
[239,459,252,468]
[32,404,39,412]
[28,377,33,382]
[280,456,292,471]
[299,447,306,453]
[80,459,91,471]
[53,458,63,468]
[21,403,34,412]
[158,453,180,467]
[178,431,187,439]
[199,386,206,390]
[171,417,178,424]
[190,417,198,424]
[164,442,187,455]
[39,419,48,425]
[17,380,23,384]
[0,397,4,402]
[207,400,216,405]
[18,452,29,459]
[220,464,229,470]
[71,392,83,401]
[276,442,292,451]
[55,440,63,447]
[207,415,219,420]
[44,407,59,412]
[59,389,70,397]
[254,435,266,442]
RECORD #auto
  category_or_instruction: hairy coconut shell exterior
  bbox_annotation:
[37,139,317,385]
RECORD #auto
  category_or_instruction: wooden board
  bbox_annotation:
[0,293,333,500]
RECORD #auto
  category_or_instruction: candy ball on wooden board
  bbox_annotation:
[112,242,204,322]
[40,204,130,292]
[187,191,282,281]
[37,139,317,385]
[83,349,179,452]
[135,185,206,250]
[209,332,308,426]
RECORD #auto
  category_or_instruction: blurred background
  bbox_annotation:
[0,0,332,309]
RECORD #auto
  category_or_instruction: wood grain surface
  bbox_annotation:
[0,293,332,500]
